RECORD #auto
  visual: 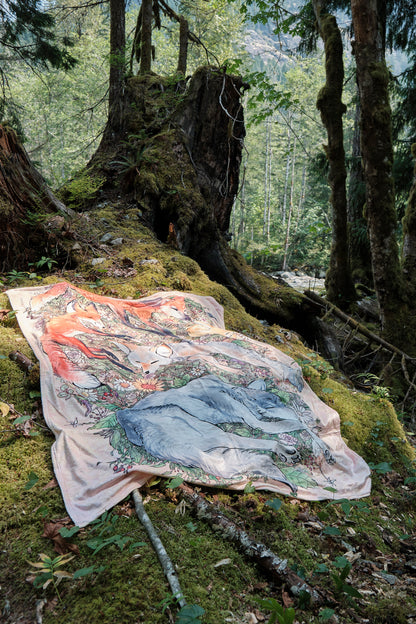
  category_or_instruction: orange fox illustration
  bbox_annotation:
[32,282,186,329]
[40,301,124,388]
[32,283,187,388]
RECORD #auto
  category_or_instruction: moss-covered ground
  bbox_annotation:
[1,203,416,624]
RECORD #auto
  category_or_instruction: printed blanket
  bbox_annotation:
[7,282,371,527]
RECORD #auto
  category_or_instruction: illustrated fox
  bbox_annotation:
[31,282,186,328]
[32,282,187,388]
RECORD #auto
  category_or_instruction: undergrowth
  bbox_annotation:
[1,202,416,623]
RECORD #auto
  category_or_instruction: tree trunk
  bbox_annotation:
[313,4,356,308]
[282,124,292,226]
[0,125,73,272]
[140,0,153,74]
[347,91,373,286]
[177,16,189,75]
[108,0,126,133]
[402,143,416,288]
[88,67,309,329]
[263,118,271,240]
[282,137,296,270]
[351,0,410,348]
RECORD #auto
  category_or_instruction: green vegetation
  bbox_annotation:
[2,1,416,623]
[1,210,416,621]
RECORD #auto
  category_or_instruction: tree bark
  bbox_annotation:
[0,125,74,272]
[347,91,373,286]
[140,0,153,74]
[177,16,189,75]
[351,0,410,348]
[108,0,126,133]
[402,143,416,290]
[313,4,356,308]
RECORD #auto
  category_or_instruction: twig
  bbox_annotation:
[132,488,186,608]
[179,483,331,606]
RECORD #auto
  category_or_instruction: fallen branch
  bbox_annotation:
[132,488,186,608]
[179,483,331,607]
[305,290,416,362]
[9,350,36,372]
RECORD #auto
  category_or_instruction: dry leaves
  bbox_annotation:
[42,520,80,555]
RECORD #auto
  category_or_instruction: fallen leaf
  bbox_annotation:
[42,521,79,555]
[114,499,134,516]
[0,402,10,417]
[281,590,293,608]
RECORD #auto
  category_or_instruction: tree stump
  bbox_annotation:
[90,66,309,328]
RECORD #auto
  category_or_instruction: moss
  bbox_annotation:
[2,174,416,624]
[58,169,106,210]
[364,595,410,623]
[307,369,414,466]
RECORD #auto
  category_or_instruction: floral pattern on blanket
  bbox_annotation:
[7,281,371,526]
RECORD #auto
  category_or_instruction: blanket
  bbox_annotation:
[7,282,371,526]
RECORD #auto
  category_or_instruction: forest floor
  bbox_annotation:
[1,202,416,624]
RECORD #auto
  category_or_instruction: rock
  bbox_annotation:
[91,257,105,266]
[405,558,416,571]
[99,233,114,243]
[372,571,397,585]
[140,258,158,265]
[110,237,123,246]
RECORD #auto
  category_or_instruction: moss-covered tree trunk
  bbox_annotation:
[0,125,72,272]
[108,0,126,133]
[89,67,311,329]
[402,143,416,284]
[347,93,373,286]
[313,4,356,308]
[140,0,153,74]
[351,0,415,352]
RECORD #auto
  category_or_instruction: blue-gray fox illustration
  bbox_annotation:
[117,375,335,491]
